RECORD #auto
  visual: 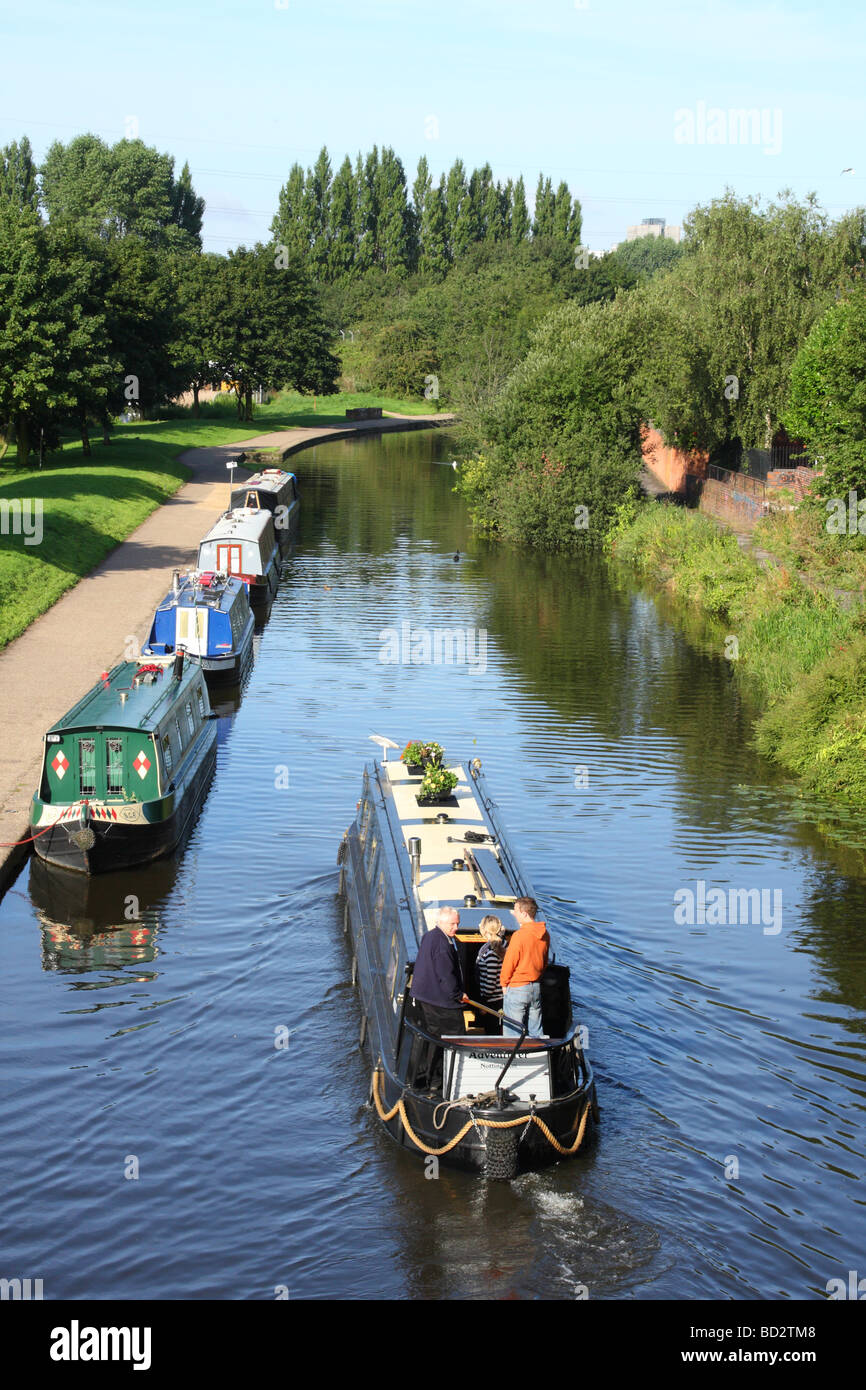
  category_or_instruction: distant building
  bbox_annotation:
[625,218,682,244]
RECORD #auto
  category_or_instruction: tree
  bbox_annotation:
[271,163,310,263]
[0,136,38,211]
[41,134,204,250]
[551,180,581,249]
[785,280,866,495]
[511,176,530,242]
[356,148,380,273]
[170,252,224,415]
[0,204,114,465]
[305,145,332,279]
[532,176,554,238]
[419,177,450,279]
[613,233,683,280]
[445,159,468,259]
[208,244,338,419]
[328,156,356,279]
[376,147,412,274]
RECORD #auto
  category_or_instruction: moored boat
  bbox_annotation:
[142,570,254,684]
[231,467,299,553]
[196,507,280,606]
[30,653,217,875]
[337,741,598,1178]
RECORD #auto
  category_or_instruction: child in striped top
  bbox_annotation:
[476,915,506,1032]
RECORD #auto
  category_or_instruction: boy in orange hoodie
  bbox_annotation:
[500,896,549,1036]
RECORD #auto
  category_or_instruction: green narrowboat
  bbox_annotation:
[30,653,217,875]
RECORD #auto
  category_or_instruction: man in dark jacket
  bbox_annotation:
[411,906,466,1091]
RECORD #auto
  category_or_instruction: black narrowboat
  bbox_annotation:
[230,466,299,553]
[337,744,598,1178]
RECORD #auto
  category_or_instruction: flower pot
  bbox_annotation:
[415,794,460,807]
[404,763,425,777]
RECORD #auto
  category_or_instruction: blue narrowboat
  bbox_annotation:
[197,508,280,605]
[30,653,217,875]
[143,570,254,684]
[231,467,299,553]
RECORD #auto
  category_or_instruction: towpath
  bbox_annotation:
[0,413,453,893]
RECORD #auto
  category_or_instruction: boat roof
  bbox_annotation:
[199,508,275,543]
[155,573,246,614]
[237,469,296,494]
[48,657,203,736]
[373,759,530,938]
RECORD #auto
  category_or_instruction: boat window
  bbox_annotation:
[373,870,387,927]
[106,738,124,795]
[185,701,196,737]
[387,932,401,1002]
[245,491,260,509]
[359,798,372,846]
[197,689,206,719]
[174,717,184,753]
[162,735,173,775]
[78,738,96,796]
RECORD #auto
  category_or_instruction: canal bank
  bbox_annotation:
[0,412,452,894]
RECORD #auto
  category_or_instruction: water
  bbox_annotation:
[1,428,865,1300]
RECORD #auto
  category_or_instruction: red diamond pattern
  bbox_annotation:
[133,751,151,779]
[51,751,69,779]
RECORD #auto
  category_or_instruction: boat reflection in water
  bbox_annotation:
[29,854,179,975]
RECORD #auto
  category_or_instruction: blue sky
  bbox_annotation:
[1,0,863,252]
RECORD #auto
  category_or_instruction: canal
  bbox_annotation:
[1,427,864,1300]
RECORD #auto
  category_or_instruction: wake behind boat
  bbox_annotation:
[338,738,598,1179]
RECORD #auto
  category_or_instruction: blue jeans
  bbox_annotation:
[502,983,543,1037]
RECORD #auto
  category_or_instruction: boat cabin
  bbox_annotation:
[196,508,280,604]
[230,468,299,550]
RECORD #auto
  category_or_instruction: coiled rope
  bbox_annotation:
[371,1068,592,1159]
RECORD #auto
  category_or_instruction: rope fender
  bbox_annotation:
[371,1068,592,1159]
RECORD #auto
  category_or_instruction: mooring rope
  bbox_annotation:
[371,1068,592,1159]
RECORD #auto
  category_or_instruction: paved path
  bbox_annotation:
[0,413,452,893]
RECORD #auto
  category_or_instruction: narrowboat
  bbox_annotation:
[30,653,217,875]
[142,570,254,684]
[337,743,598,1179]
[231,466,299,553]
[196,507,280,606]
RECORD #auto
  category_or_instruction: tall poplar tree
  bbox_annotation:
[271,163,309,262]
[328,155,357,279]
[419,176,450,279]
[511,176,530,242]
[0,136,39,211]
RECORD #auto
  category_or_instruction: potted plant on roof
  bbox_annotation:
[401,741,428,776]
[401,740,446,776]
[416,764,459,806]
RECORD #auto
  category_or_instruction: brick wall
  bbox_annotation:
[641,424,708,493]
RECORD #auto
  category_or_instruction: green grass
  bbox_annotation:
[0,389,432,649]
[609,499,866,808]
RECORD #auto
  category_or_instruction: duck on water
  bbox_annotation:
[338,738,598,1179]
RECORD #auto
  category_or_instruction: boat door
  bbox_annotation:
[175,606,209,656]
[216,543,242,578]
